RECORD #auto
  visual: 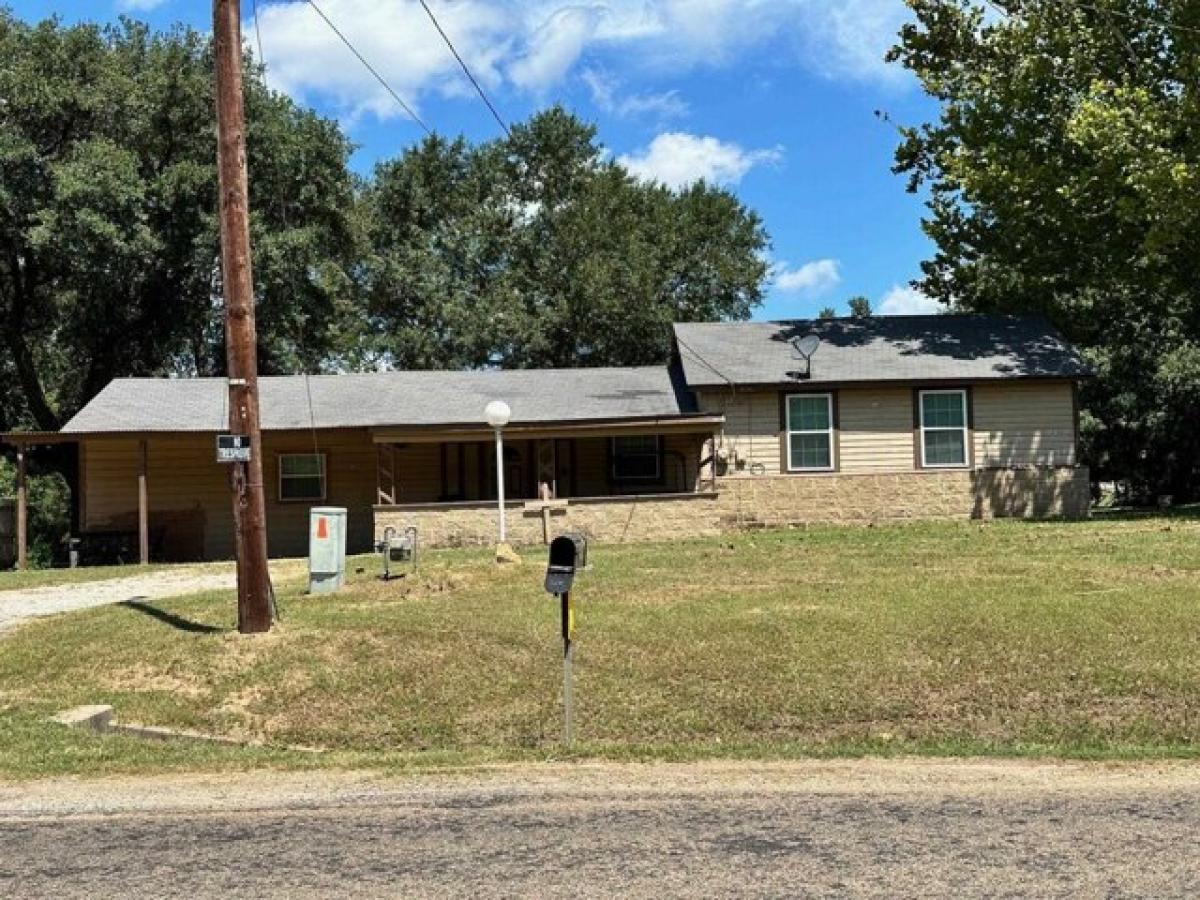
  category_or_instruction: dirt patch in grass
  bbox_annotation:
[102,665,210,699]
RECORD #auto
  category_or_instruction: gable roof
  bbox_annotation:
[61,367,700,435]
[673,314,1090,389]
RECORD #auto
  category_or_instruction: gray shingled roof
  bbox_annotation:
[62,367,700,434]
[673,315,1090,388]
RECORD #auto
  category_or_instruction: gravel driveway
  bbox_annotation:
[0,568,238,632]
[3,760,1200,898]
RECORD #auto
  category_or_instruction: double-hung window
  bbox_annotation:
[919,390,969,468]
[785,394,835,472]
[611,435,661,481]
[278,453,327,501]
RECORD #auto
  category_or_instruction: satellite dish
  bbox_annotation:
[790,333,821,379]
[792,334,821,359]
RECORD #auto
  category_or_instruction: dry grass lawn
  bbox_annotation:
[1,514,1199,777]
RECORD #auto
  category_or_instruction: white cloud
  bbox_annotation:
[878,284,943,315]
[117,0,167,10]
[581,69,688,119]
[617,132,782,189]
[795,0,915,85]
[252,0,912,126]
[253,0,510,124]
[510,6,601,91]
[774,258,841,296]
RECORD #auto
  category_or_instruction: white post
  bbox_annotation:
[494,427,506,543]
[483,400,512,548]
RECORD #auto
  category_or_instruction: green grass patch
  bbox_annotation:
[2,516,1200,777]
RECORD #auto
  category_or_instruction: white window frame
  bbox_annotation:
[919,389,970,469]
[785,393,835,473]
[278,452,327,502]
[611,435,662,481]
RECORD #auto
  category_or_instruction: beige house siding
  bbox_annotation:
[972,382,1077,467]
[838,388,918,473]
[696,389,783,476]
[81,429,378,560]
[700,380,1079,476]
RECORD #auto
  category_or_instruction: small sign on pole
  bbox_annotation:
[216,434,252,463]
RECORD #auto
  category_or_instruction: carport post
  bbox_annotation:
[15,443,27,571]
[138,439,149,565]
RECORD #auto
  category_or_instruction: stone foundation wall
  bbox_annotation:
[715,466,1090,529]
[375,467,1090,548]
[375,493,722,549]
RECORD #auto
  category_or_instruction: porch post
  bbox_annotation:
[15,443,27,571]
[709,430,720,490]
[138,439,149,565]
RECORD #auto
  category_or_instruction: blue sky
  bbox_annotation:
[11,0,942,320]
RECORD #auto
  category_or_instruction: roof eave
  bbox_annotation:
[685,372,1092,390]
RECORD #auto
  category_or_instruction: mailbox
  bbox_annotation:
[544,535,578,596]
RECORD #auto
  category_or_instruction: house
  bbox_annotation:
[2,314,1091,563]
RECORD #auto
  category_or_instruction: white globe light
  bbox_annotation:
[484,400,512,428]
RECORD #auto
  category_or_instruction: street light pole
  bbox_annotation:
[493,427,506,542]
[484,400,512,546]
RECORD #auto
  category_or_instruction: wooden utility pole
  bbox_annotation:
[214,0,273,633]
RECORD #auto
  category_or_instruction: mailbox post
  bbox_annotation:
[544,535,581,745]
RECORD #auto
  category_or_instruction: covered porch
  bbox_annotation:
[2,431,149,570]
[371,416,725,547]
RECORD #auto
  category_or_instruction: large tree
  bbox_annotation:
[0,13,357,435]
[360,108,770,369]
[891,0,1200,500]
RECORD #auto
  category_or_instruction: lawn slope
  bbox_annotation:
[2,516,1199,777]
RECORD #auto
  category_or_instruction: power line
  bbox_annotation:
[416,0,511,137]
[303,0,432,135]
[251,0,267,67]
[249,0,322,490]
[673,332,735,389]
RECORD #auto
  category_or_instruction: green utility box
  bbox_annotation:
[308,506,347,595]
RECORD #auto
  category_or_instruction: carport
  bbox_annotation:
[1,432,139,570]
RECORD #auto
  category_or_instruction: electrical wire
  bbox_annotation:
[303,0,432,135]
[251,0,267,67]
[416,0,511,137]
[674,329,747,497]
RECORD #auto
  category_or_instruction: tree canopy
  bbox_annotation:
[891,0,1200,500]
[847,296,873,318]
[0,13,357,434]
[0,14,769,443]
[359,108,768,370]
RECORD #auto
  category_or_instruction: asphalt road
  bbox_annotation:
[2,760,1199,898]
